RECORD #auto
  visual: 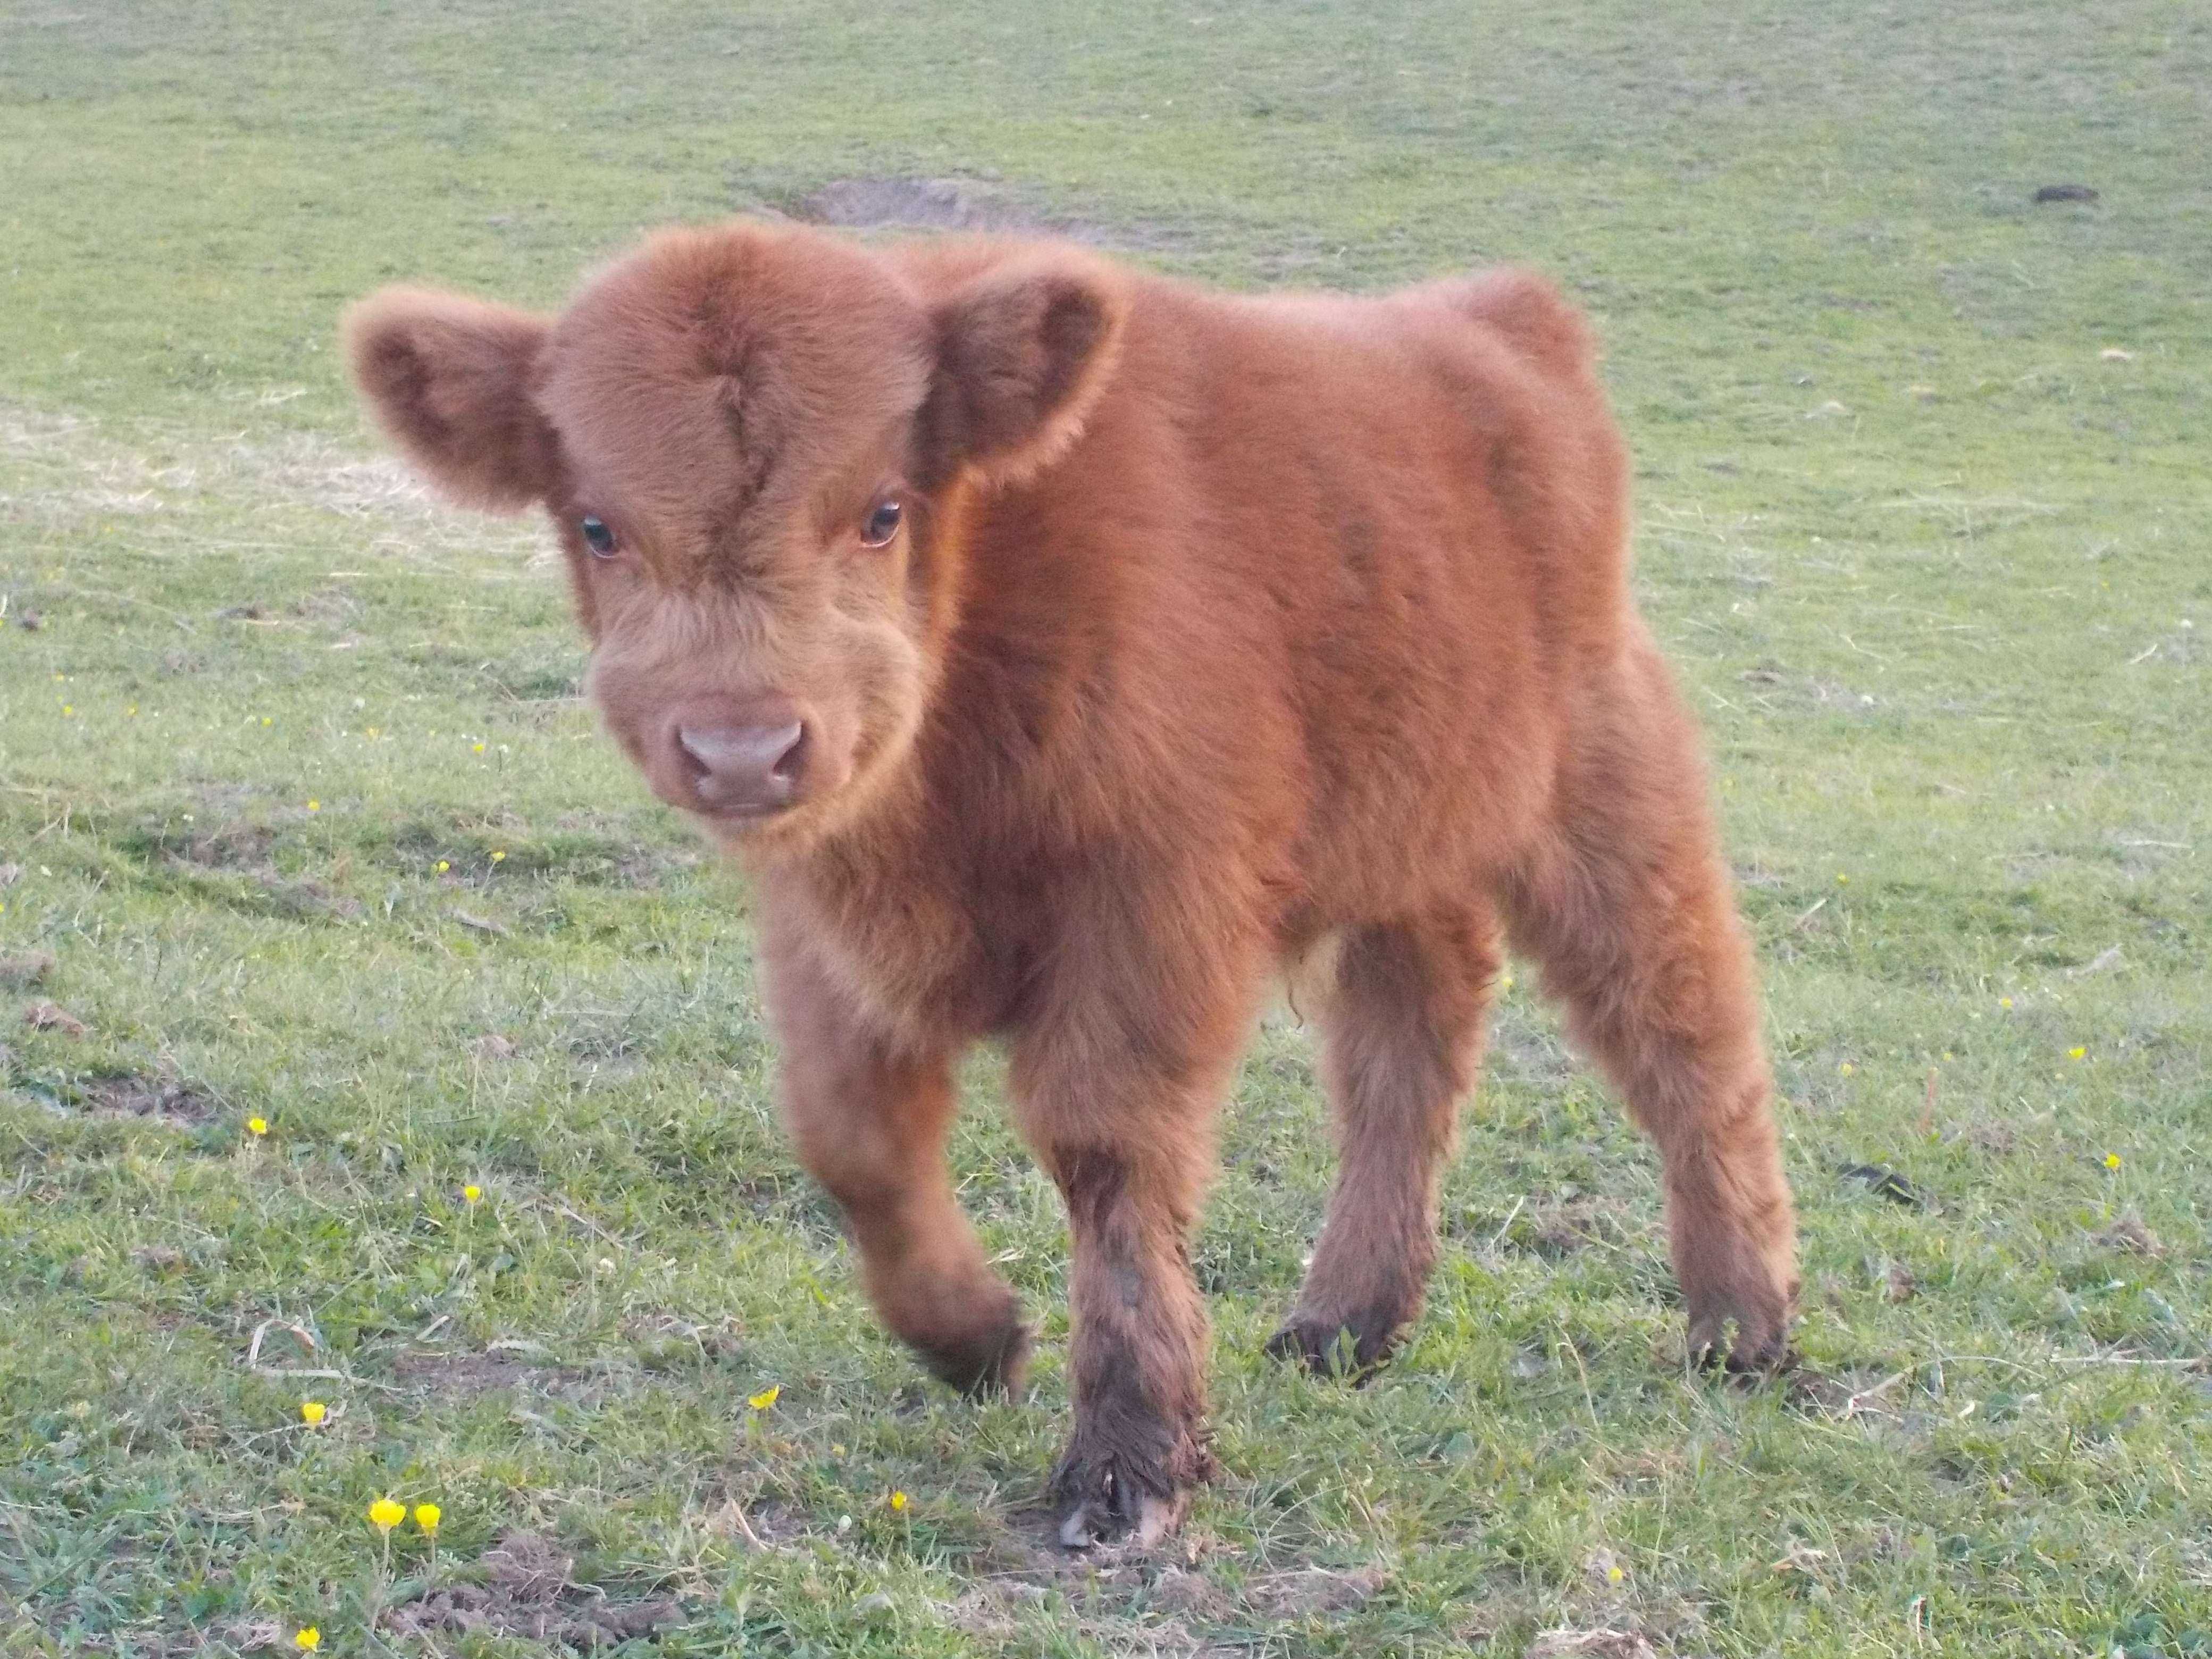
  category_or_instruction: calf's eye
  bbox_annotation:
[580,515,617,558]
[860,498,903,548]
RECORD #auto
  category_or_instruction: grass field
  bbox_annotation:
[3,2,2208,1654]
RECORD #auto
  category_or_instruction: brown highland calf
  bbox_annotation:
[346,223,1798,1546]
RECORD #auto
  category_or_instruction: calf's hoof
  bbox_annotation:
[1050,1432,1216,1551]
[909,1292,1034,1398]
[1264,1309,1404,1381]
[1057,1482,1187,1551]
[1683,1260,1798,1377]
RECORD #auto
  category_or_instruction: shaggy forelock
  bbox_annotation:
[535,226,933,550]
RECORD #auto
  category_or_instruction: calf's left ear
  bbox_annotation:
[916,256,1127,489]
[343,288,560,512]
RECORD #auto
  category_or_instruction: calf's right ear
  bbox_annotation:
[343,288,559,512]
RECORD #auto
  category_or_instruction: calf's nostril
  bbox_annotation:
[768,724,806,782]
[675,720,807,810]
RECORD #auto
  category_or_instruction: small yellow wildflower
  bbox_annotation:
[369,1497,405,1533]
[490,849,506,864]
[1838,1062,1855,1077]
[2068,1046,2087,1061]
[472,742,485,753]
[2000,997,2014,1010]
[1836,873,1848,884]
[1606,1563,1624,1586]
[434,859,450,874]
[463,1184,483,1204]
[294,1629,320,1653]
[414,1502,441,1536]
[306,799,320,814]
[247,1117,269,1137]
[1500,974,1515,992]
[889,1490,908,1512]
[261,716,273,726]
[747,1385,780,1411]
[2105,1153,2122,1171]
[299,1401,326,1425]
[61,704,74,717]
[127,705,137,717]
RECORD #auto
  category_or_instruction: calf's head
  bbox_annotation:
[346,224,1124,850]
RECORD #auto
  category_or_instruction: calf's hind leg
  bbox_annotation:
[1503,638,1797,1369]
[1268,909,1499,1375]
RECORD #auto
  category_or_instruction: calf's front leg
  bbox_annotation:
[1011,983,1250,1547]
[761,944,1029,1396]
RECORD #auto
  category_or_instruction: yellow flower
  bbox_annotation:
[1999,997,2014,1010]
[1838,1062,1855,1077]
[434,859,450,874]
[369,1497,405,1533]
[2068,1046,2087,1060]
[61,704,73,717]
[1606,1563,1624,1585]
[1836,873,1848,884]
[414,1502,441,1535]
[472,742,485,753]
[306,799,320,814]
[490,850,506,863]
[294,1629,320,1653]
[747,1385,780,1411]
[300,1401,326,1425]
[2105,1153,2122,1171]
[262,716,273,726]
[889,1490,908,1512]
[127,705,138,717]
[463,1184,483,1204]
[247,1117,269,1137]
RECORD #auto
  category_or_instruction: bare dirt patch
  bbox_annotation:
[128,824,366,921]
[0,951,56,988]
[1527,1631,1660,1659]
[775,174,1193,257]
[386,1530,684,1649]
[393,1348,593,1398]
[146,820,279,869]
[1247,1564,1388,1619]
[77,1073,217,1126]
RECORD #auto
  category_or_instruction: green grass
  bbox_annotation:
[3,2,2208,1654]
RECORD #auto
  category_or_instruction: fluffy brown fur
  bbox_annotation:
[346,222,1798,1547]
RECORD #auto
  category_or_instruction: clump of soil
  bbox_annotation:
[386,1531,682,1649]
[23,1001,88,1037]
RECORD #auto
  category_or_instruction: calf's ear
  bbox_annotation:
[343,288,559,511]
[916,257,1127,489]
